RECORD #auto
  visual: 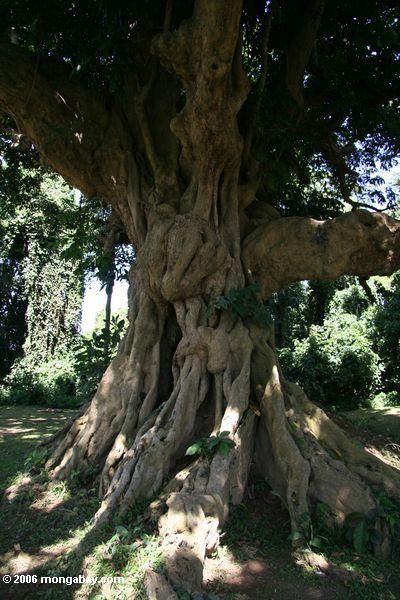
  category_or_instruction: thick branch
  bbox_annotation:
[0,43,129,200]
[153,0,248,224]
[243,209,400,298]
[0,43,151,245]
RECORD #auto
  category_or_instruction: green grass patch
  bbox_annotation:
[344,408,400,443]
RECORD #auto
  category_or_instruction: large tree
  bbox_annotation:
[1,0,400,594]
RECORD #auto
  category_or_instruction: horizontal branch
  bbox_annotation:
[242,209,400,298]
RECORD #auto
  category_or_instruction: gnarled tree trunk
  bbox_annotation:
[44,257,400,596]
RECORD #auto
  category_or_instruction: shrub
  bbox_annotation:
[367,273,400,397]
[368,391,400,409]
[279,312,381,410]
[1,354,79,408]
[0,313,127,408]
[75,314,127,401]
[327,284,370,317]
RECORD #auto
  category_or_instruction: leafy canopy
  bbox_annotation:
[0,0,398,218]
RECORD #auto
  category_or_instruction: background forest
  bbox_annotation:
[0,134,132,408]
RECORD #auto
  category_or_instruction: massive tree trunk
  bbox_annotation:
[44,250,400,595]
[1,1,400,596]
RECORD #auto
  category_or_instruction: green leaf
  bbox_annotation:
[218,439,235,456]
[207,437,220,448]
[185,443,202,456]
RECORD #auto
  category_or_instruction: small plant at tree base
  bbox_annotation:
[344,512,377,554]
[24,448,49,473]
[344,492,400,555]
[185,431,236,460]
[288,510,328,551]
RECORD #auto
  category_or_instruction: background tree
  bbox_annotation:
[0,134,85,404]
[0,228,27,379]
[0,134,132,406]
[0,1,400,594]
[273,274,400,411]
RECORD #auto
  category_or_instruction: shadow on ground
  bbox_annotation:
[343,407,400,444]
[1,405,400,599]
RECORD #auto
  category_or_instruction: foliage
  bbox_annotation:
[0,238,27,378]
[344,493,400,556]
[369,391,400,409]
[288,510,328,551]
[286,494,400,558]
[24,448,49,474]
[0,353,79,408]
[275,276,400,410]
[280,310,381,409]
[328,284,371,317]
[1,0,398,214]
[344,512,379,555]
[0,310,127,407]
[185,431,236,460]
[75,314,127,401]
[0,134,133,407]
[269,282,309,348]
[0,139,84,394]
[210,283,272,327]
[367,273,400,396]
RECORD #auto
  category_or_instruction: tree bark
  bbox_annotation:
[45,267,400,594]
[243,208,400,298]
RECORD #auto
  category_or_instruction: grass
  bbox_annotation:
[0,406,166,600]
[1,405,400,599]
[344,407,400,443]
[0,405,76,490]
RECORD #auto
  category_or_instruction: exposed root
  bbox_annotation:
[90,301,254,594]
[45,281,257,594]
[44,289,400,597]
[95,352,210,522]
[256,359,311,536]
[46,284,167,486]
[157,410,256,595]
[288,382,400,504]
[252,331,400,555]
[144,568,178,600]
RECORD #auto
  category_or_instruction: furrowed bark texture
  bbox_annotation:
[1,1,400,596]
